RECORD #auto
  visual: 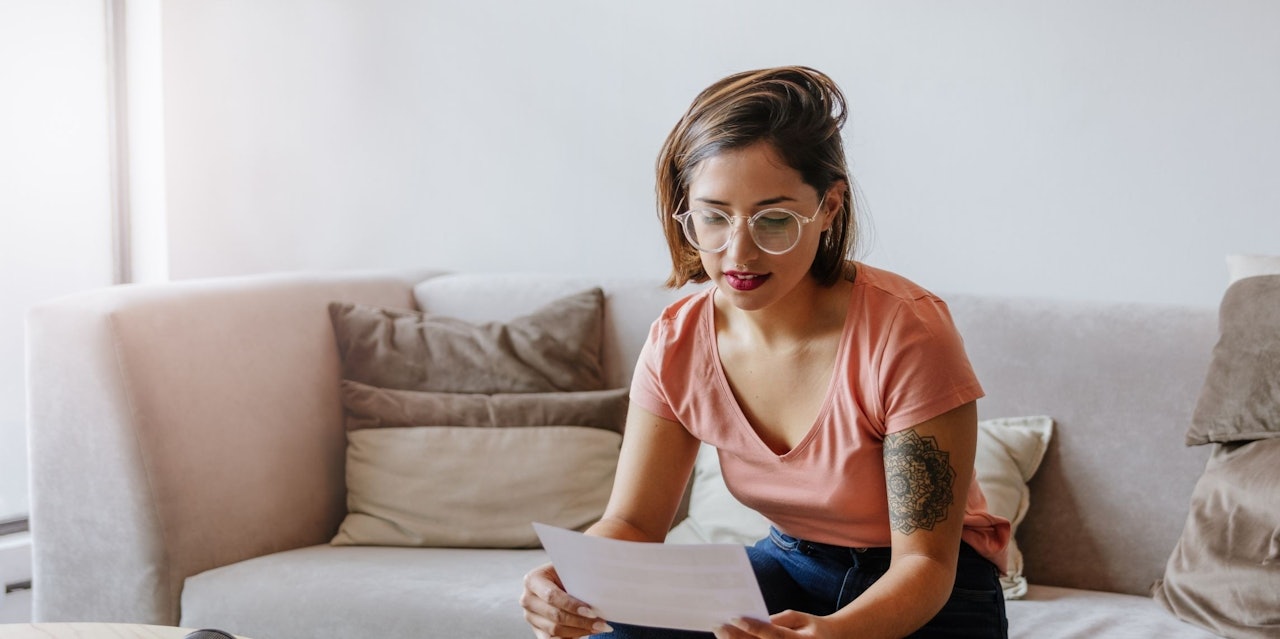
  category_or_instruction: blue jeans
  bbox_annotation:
[596,528,1007,639]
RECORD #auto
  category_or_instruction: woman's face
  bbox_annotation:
[685,142,837,313]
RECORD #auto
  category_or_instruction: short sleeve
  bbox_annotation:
[629,318,679,421]
[877,296,985,434]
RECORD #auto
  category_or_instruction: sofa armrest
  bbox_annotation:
[27,270,428,624]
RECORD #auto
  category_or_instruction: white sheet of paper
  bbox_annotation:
[533,523,769,632]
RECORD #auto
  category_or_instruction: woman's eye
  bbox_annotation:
[698,213,730,226]
[757,214,794,229]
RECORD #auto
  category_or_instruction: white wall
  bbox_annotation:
[0,1,114,520]
[159,1,1280,306]
[1,0,1275,545]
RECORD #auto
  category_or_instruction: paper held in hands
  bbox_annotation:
[532,523,770,632]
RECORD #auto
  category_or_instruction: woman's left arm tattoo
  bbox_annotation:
[883,430,957,535]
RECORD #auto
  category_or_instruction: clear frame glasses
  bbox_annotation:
[672,196,826,255]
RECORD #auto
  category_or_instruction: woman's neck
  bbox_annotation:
[715,276,852,350]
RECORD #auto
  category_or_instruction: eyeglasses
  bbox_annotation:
[672,196,825,255]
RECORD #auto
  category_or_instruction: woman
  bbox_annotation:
[520,66,1010,639]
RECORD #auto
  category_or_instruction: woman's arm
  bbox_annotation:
[521,406,701,639]
[587,405,702,541]
[722,401,979,639]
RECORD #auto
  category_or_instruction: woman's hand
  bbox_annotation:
[520,562,614,639]
[713,611,838,639]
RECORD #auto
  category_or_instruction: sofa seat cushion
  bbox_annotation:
[183,548,1226,639]
[1008,585,1220,638]
[181,544,547,639]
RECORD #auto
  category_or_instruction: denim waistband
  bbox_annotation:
[769,528,891,566]
[768,527,988,569]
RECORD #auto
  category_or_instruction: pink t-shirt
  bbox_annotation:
[630,263,1010,571]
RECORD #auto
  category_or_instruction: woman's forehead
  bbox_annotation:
[686,144,808,203]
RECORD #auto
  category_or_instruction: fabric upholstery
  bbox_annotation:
[1008,585,1221,639]
[29,270,1225,634]
[334,426,621,548]
[27,271,425,624]
[340,381,628,433]
[181,545,550,639]
[181,549,1218,639]
[946,294,1216,595]
[329,288,607,393]
[1187,275,1280,445]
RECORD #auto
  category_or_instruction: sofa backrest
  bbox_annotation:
[947,293,1216,596]
[415,273,1220,597]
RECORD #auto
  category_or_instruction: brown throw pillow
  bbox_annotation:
[340,380,628,433]
[329,287,606,393]
[1187,275,1280,445]
[1152,438,1280,637]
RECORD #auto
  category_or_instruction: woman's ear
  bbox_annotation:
[820,181,848,232]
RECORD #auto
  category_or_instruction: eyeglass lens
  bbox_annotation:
[680,210,802,254]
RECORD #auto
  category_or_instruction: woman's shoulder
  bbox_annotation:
[849,261,943,305]
[848,262,960,336]
[647,284,714,343]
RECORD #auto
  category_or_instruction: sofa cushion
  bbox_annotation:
[328,287,607,393]
[1153,437,1280,638]
[333,426,621,548]
[182,545,548,639]
[1187,275,1280,445]
[665,416,1053,600]
[1008,585,1221,639]
[179,549,1219,639]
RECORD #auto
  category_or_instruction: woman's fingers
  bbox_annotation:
[521,564,614,638]
[714,613,818,639]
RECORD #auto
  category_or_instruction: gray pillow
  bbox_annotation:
[1187,275,1280,446]
[1152,438,1280,637]
[328,287,606,393]
[340,380,628,433]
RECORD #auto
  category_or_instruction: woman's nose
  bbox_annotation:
[724,218,759,262]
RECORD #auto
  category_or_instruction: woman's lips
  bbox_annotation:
[724,271,769,291]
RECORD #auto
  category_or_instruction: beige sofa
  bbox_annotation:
[27,270,1225,638]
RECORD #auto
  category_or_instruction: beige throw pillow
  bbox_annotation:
[665,444,772,547]
[1153,438,1280,638]
[333,426,621,548]
[974,415,1054,599]
[665,416,1053,600]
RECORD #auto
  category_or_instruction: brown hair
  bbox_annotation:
[656,66,856,288]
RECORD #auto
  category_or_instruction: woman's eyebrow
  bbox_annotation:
[693,195,798,207]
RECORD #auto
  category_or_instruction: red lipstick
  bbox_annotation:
[724,271,769,291]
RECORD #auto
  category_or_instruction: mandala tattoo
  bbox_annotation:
[883,430,956,535]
